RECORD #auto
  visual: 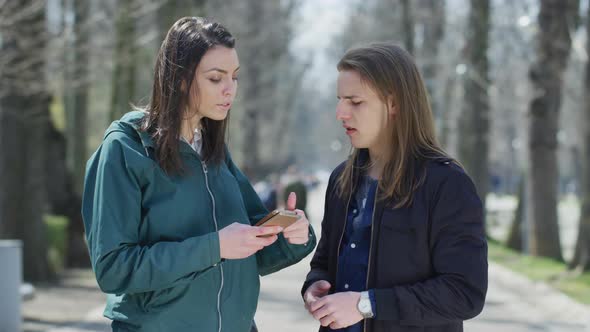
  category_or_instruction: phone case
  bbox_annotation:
[255,209,301,228]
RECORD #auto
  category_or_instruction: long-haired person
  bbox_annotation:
[302,43,487,332]
[82,17,315,332]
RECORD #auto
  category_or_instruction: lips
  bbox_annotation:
[216,102,231,110]
[343,124,357,136]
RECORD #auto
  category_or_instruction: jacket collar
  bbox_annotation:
[105,111,200,157]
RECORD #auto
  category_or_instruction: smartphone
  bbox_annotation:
[255,209,301,229]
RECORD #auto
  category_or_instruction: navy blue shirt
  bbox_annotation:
[334,175,378,332]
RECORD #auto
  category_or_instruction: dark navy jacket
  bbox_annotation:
[302,152,488,332]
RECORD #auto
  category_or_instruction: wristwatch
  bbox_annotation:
[357,291,374,319]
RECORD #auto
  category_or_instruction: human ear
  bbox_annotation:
[388,97,397,117]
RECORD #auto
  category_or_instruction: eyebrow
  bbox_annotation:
[204,67,240,74]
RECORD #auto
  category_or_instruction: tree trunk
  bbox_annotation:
[59,0,91,268]
[570,3,590,271]
[240,1,262,179]
[67,0,90,195]
[45,121,90,268]
[526,0,579,261]
[420,0,445,134]
[440,71,457,151]
[459,0,491,219]
[207,1,298,177]
[506,177,524,251]
[401,0,415,55]
[110,0,137,122]
[238,0,295,179]
[158,0,207,42]
[274,60,311,166]
[0,1,55,282]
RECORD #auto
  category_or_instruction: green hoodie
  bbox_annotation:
[82,111,316,332]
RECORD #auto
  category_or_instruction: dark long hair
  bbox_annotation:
[336,43,451,208]
[140,17,235,174]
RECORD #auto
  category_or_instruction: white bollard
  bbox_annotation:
[0,240,22,332]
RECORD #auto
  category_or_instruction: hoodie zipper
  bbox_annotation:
[201,161,224,332]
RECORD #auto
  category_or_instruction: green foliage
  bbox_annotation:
[45,215,68,272]
[49,95,66,132]
[489,239,590,304]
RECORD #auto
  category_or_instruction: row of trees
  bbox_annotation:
[331,0,589,270]
[0,0,589,281]
[0,0,309,281]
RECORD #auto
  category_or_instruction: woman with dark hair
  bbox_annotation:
[82,17,315,332]
[302,43,487,332]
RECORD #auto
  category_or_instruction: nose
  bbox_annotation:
[223,79,237,98]
[336,100,351,121]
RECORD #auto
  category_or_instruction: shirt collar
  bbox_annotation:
[180,127,203,155]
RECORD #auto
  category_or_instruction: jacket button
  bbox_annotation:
[351,243,356,249]
[344,284,349,289]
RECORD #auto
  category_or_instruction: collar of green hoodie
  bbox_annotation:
[104,110,203,159]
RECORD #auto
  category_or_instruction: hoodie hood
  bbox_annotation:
[104,111,154,151]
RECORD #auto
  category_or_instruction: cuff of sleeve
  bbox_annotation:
[285,225,317,248]
[374,288,400,321]
[285,225,316,257]
[209,232,222,265]
[172,232,225,279]
[186,232,222,269]
[368,289,377,318]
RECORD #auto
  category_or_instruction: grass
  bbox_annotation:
[488,238,590,305]
[45,215,68,272]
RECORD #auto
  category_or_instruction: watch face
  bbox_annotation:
[357,293,374,319]
[360,300,371,312]
[359,298,372,316]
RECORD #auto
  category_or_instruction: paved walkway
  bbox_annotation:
[20,184,590,332]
